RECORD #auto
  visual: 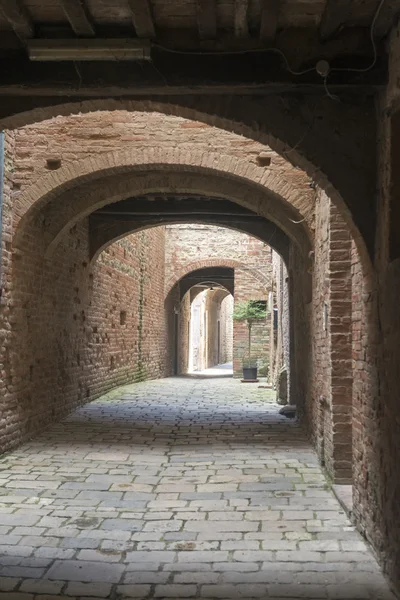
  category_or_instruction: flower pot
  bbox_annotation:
[242,366,258,380]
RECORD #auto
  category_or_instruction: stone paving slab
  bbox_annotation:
[0,376,396,599]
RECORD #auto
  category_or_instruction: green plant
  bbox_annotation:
[233,300,268,365]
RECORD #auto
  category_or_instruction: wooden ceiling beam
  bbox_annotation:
[234,0,249,38]
[197,0,217,40]
[260,0,279,43]
[0,0,33,40]
[60,0,95,37]
[128,0,155,38]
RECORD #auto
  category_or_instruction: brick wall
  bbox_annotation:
[0,132,167,454]
[11,111,312,217]
[309,191,331,466]
[349,23,400,589]
[270,252,290,394]
[165,225,272,376]
[309,191,353,483]
[232,268,270,377]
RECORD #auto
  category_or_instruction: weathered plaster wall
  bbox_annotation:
[219,294,234,365]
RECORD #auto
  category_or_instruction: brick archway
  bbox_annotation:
[14,158,313,263]
[165,258,270,299]
[0,96,375,267]
[14,147,311,234]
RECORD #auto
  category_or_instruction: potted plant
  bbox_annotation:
[233,300,268,381]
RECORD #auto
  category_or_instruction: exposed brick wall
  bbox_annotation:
[351,240,379,540]
[350,23,400,590]
[95,228,167,386]
[11,111,313,229]
[270,252,290,392]
[2,103,397,594]
[310,191,353,484]
[0,160,167,455]
[309,191,331,466]
[328,203,353,483]
[165,225,272,376]
[232,268,270,377]
[0,95,374,263]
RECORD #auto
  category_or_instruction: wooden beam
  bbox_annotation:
[60,0,95,37]
[128,0,155,38]
[234,0,249,37]
[0,0,33,39]
[197,0,217,40]
[260,0,279,43]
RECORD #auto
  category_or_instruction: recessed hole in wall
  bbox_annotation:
[256,152,272,167]
[120,310,127,325]
[46,158,62,170]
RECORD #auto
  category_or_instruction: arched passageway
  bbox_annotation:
[0,101,396,597]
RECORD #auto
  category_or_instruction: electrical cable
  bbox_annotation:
[289,216,307,224]
[323,76,340,101]
[330,0,386,74]
[151,0,386,80]
[151,43,316,76]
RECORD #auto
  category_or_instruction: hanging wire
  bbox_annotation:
[152,0,386,81]
[289,216,307,224]
[331,0,386,74]
[151,43,316,77]
[323,76,340,101]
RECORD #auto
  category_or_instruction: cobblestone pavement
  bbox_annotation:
[0,376,396,600]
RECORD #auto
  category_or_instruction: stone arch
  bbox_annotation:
[165,258,270,299]
[0,96,376,268]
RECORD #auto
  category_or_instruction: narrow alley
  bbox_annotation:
[0,376,394,600]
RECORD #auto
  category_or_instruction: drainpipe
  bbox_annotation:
[0,132,5,302]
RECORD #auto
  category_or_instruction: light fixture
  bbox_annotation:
[27,39,151,61]
[316,59,330,78]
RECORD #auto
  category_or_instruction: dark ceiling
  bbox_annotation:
[0,0,397,94]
